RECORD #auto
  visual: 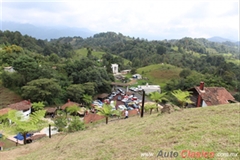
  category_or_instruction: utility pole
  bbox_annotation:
[49,124,51,138]
[141,90,145,117]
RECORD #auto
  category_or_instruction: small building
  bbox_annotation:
[8,100,32,118]
[61,99,80,110]
[111,64,118,74]
[4,66,15,73]
[45,107,57,118]
[120,69,131,74]
[188,82,236,107]
[138,83,161,94]
[97,93,109,101]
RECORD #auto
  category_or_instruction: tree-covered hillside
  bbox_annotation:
[0,30,239,104]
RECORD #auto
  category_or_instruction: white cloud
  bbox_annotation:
[1,0,239,40]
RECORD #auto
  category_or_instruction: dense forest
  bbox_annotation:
[0,30,239,105]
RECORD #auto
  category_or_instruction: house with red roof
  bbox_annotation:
[188,82,236,107]
[8,100,32,117]
[61,99,80,110]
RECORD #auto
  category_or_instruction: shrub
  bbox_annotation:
[68,117,85,132]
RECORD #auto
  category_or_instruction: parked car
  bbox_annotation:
[124,102,129,108]
[118,105,127,111]
[129,87,135,91]
[117,95,122,101]
[92,101,102,107]
[132,103,140,109]
[121,98,128,102]
[111,92,116,97]
[117,88,124,93]
[127,107,133,110]
[132,97,138,101]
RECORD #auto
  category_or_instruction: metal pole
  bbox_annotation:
[141,90,145,117]
[49,124,51,138]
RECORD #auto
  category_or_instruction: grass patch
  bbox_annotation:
[0,138,20,150]
[0,84,22,109]
[0,104,239,160]
[74,48,130,65]
[137,63,182,87]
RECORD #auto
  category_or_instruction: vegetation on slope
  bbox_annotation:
[0,104,239,160]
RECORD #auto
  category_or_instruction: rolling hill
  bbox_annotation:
[0,103,239,160]
[136,63,182,87]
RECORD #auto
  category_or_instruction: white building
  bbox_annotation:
[8,100,32,118]
[111,64,119,74]
[138,83,161,94]
[4,66,15,73]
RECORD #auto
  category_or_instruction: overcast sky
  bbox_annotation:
[0,0,239,40]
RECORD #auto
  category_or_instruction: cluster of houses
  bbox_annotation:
[0,64,238,149]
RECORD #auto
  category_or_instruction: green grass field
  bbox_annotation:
[137,63,182,87]
[74,48,131,65]
[0,103,239,160]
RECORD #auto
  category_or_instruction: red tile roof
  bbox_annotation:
[83,113,105,124]
[45,107,57,113]
[8,100,31,111]
[61,100,80,110]
[0,141,4,146]
[97,93,109,99]
[195,87,235,106]
[0,108,12,116]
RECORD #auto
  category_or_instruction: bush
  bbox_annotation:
[68,117,85,132]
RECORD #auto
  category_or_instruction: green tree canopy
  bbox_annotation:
[21,78,61,105]
[32,101,45,111]
[13,55,40,84]
[4,109,47,144]
[171,89,193,108]
[179,69,192,78]
[96,103,121,124]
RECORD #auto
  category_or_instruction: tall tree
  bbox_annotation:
[21,78,61,105]
[149,92,168,112]
[12,55,40,84]
[96,103,121,124]
[82,94,92,108]
[32,101,45,111]
[171,89,193,108]
[4,110,47,145]
[66,105,80,116]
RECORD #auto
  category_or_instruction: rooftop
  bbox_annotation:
[195,86,235,106]
[61,100,80,110]
[8,100,31,111]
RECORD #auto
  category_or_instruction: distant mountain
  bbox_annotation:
[207,36,233,43]
[0,21,95,40]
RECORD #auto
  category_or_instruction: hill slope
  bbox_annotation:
[0,104,239,160]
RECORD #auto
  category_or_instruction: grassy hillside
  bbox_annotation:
[1,104,239,160]
[74,48,131,65]
[0,83,22,109]
[137,63,182,87]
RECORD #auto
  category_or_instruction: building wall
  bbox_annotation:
[202,100,207,107]
[22,108,31,117]
[111,64,118,74]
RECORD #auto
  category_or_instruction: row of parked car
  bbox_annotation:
[92,88,142,112]
[129,87,143,92]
